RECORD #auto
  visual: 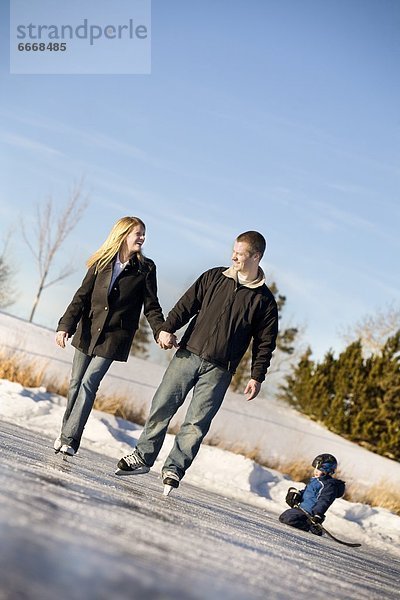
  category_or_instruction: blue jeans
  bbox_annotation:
[135,348,232,479]
[60,349,112,451]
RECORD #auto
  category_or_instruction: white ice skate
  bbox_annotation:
[60,445,75,456]
[53,436,62,453]
[162,471,180,496]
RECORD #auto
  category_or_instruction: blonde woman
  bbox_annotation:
[54,216,165,456]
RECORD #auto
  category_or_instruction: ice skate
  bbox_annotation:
[115,451,150,475]
[162,471,180,496]
[53,436,62,453]
[60,444,75,456]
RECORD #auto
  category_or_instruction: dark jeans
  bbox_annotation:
[279,508,311,531]
[279,508,322,536]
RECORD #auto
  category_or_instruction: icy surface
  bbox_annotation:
[1,311,400,598]
[1,421,400,600]
[1,377,400,556]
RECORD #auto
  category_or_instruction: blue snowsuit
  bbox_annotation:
[279,475,345,533]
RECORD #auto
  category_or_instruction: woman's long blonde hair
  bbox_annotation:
[87,216,146,273]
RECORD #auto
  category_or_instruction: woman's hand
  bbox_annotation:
[55,331,69,348]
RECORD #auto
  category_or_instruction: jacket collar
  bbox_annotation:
[222,266,266,289]
[111,253,141,269]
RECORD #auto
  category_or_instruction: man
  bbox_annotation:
[116,231,279,493]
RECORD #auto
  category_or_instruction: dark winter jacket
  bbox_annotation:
[299,475,345,516]
[162,266,279,381]
[57,255,165,362]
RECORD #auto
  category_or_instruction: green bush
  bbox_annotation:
[279,331,400,461]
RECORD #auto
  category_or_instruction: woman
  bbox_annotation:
[54,216,165,456]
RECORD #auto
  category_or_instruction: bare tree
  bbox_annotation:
[0,230,16,309]
[22,180,89,322]
[339,303,400,357]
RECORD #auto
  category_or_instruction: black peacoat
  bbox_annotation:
[57,255,165,362]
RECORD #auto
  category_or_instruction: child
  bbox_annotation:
[279,453,345,535]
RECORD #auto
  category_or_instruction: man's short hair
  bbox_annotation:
[236,231,266,258]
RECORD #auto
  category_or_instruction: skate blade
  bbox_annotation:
[114,467,149,476]
[115,469,132,476]
[163,484,174,496]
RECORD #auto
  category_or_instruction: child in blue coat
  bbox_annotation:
[279,453,345,535]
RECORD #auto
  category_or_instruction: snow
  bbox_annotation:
[1,310,400,566]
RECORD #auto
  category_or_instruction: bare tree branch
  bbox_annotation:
[0,228,17,309]
[43,262,77,289]
[22,179,89,322]
[339,303,400,357]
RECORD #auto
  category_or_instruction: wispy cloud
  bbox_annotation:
[78,166,236,252]
[76,131,147,160]
[355,266,400,300]
[1,132,63,156]
[0,109,146,161]
[267,263,321,304]
[309,199,376,232]
[326,182,369,195]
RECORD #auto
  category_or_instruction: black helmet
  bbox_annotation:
[312,453,337,473]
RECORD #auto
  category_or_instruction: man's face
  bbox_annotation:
[231,241,258,273]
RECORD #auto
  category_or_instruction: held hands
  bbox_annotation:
[244,379,261,401]
[55,331,69,348]
[157,330,179,350]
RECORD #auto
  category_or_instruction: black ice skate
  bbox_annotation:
[115,451,150,475]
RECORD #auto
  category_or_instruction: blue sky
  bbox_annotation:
[0,0,399,361]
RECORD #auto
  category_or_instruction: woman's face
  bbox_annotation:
[125,225,146,254]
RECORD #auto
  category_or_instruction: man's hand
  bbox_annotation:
[158,331,179,350]
[244,379,261,401]
[55,331,69,348]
